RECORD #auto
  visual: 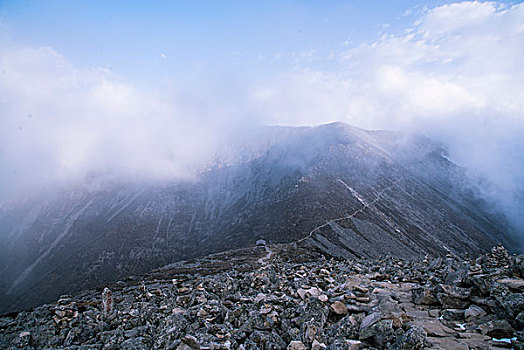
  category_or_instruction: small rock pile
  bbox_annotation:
[0,244,522,349]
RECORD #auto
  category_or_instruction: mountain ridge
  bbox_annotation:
[0,122,520,314]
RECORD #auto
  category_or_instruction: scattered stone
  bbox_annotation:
[0,244,521,350]
[464,304,486,322]
[181,335,200,349]
[500,292,524,317]
[442,309,464,321]
[516,311,524,328]
[360,311,382,330]
[359,319,394,348]
[318,294,328,302]
[496,278,524,292]
[428,309,440,318]
[479,319,514,339]
[426,337,469,350]
[297,286,322,300]
[428,322,456,337]
[390,325,426,350]
[11,331,31,348]
[330,301,348,315]
[412,287,437,305]
[121,337,150,349]
[312,339,327,350]
[287,340,307,350]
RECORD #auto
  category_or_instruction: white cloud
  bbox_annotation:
[0,1,522,232]
[419,1,505,35]
[250,1,524,230]
[0,42,221,198]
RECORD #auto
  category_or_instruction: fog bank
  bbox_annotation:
[0,2,522,233]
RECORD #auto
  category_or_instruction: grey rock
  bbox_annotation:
[11,331,32,348]
[0,243,521,350]
[501,293,524,318]
[464,305,487,322]
[359,319,394,348]
[411,287,437,305]
[437,293,469,309]
[287,340,307,350]
[244,330,286,350]
[360,311,382,330]
[442,309,464,321]
[312,339,327,350]
[390,326,426,350]
[516,311,524,329]
[326,340,365,350]
[444,267,469,286]
[330,301,348,315]
[120,337,150,350]
[325,315,361,342]
[479,319,514,339]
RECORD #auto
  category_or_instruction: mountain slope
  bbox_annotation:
[0,122,519,314]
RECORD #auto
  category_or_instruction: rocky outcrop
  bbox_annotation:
[1,243,522,349]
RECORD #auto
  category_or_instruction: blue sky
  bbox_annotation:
[0,0,486,87]
[0,1,523,231]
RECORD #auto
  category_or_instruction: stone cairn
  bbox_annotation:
[52,295,78,328]
[485,244,512,269]
[101,287,114,318]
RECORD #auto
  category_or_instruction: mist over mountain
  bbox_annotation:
[1,2,524,239]
[0,122,520,315]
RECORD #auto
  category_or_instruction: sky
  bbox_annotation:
[0,1,523,230]
[0,0,466,87]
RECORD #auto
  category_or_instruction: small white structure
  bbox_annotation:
[256,239,267,247]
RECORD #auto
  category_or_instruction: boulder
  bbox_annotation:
[442,309,464,321]
[359,311,382,330]
[181,335,200,349]
[330,301,348,315]
[500,293,524,318]
[496,278,524,292]
[312,339,327,350]
[479,319,514,339]
[359,319,394,348]
[464,305,487,322]
[287,341,307,350]
[412,287,438,305]
[325,315,360,342]
[390,326,426,350]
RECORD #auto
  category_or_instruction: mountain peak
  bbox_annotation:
[0,124,519,314]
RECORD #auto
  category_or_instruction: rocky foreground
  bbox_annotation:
[1,243,523,350]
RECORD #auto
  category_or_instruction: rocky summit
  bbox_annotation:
[1,242,523,350]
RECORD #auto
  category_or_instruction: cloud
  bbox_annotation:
[0,1,522,234]
[0,42,224,198]
[250,1,524,231]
